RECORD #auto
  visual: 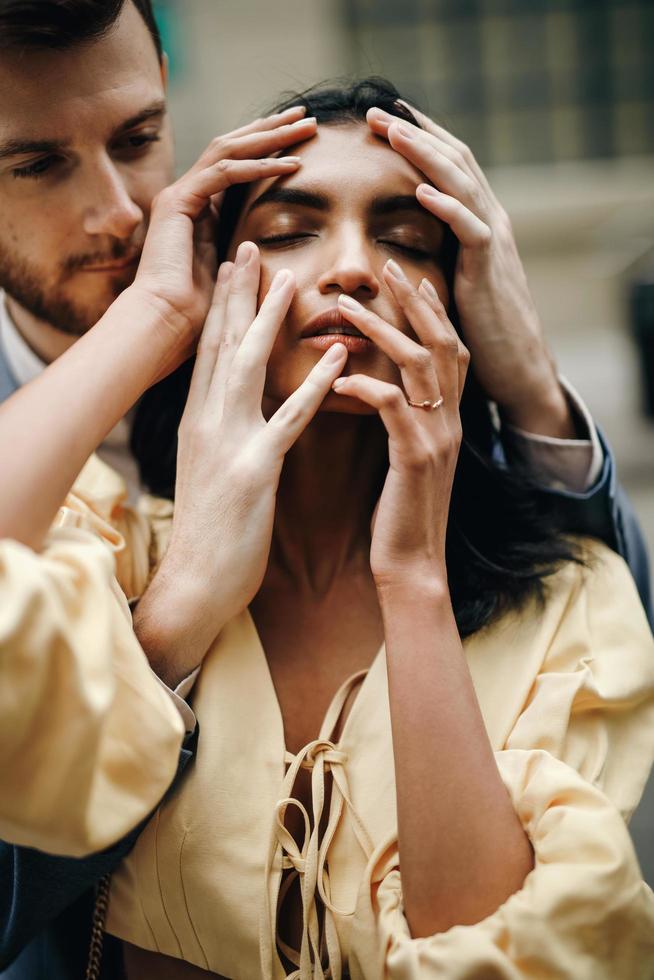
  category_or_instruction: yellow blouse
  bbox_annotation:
[102,502,654,979]
[0,454,184,857]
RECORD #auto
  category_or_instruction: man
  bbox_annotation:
[0,1,650,977]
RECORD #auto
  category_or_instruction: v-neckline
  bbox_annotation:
[243,607,386,756]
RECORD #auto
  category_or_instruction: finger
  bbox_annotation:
[418,279,470,402]
[203,117,317,165]
[330,375,427,454]
[367,106,474,178]
[225,104,307,140]
[265,343,349,454]
[227,268,297,414]
[416,185,491,250]
[184,261,234,413]
[381,261,460,405]
[206,242,260,410]
[367,107,492,203]
[384,121,486,219]
[336,292,441,407]
[392,102,494,196]
[189,156,303,209]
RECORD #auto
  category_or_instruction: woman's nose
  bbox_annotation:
[317,239,380,299]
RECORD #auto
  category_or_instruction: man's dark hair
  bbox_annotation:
[0,0,162,60]
[132,77,582,639]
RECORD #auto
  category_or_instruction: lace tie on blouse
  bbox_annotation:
[261,673,374,980]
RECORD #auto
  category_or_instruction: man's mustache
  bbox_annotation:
[63,240,145,274]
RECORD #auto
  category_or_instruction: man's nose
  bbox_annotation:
[317,237,380,299]
[82,160,143,240]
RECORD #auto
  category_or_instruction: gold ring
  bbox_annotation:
[406,396,444,411]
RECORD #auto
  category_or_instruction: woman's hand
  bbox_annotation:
[366,107,575,439]
[129,106,317,383]
[134,244,348,686]
[330,260,468,589]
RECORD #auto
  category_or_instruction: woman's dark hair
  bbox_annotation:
[132,77,580,638]
[0,0,163,60]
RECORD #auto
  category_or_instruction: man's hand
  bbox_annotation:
[367,106,576,439]
[131,106,317,384]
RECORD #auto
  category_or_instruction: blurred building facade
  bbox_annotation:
[157,0,654,880]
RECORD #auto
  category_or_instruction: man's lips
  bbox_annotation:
[300,308,373,353]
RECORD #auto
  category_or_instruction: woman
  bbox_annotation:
[102,81,653,977]
[1,80,652,977]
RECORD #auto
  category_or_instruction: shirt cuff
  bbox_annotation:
[153,667,200,734]
[502,376,604,493]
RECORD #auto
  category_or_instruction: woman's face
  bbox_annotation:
[229,122,449,413]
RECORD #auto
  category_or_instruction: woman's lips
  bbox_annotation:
[300,308,374,354]
[301,334,373,353]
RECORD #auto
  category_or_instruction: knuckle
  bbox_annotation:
[210,135,227,154]
[217,158,232,174]
[478,223,493,247]
[381,386,403,410]
[411,347,433,373]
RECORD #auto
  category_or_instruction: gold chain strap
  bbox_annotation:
[85,873,111,980]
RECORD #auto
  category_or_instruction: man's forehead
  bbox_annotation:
[0,0,163,140]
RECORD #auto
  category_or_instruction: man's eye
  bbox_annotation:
[116,132,162,152]
[12,156,57,179]
[379,239,431,260]
[257,232,316,248]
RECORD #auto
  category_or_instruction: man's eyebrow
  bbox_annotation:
[248,187,329,214]
[115,99,167,134]
[0,137,70,161]
[0,100,167,162]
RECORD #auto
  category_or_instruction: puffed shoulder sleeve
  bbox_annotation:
[356,541,654,980]
[0,524,185,858]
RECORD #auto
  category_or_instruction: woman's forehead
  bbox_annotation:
[242,122,425,213]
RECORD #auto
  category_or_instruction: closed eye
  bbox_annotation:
[257,232,318,249]
[379,239,432,260]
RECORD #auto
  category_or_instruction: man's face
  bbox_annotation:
[0,0,174,335]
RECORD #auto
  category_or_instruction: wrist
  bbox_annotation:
[499,376,577,439]
[134,559,224,687]
[375,567,449,608]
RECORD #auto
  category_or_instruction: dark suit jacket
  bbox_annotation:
[0,331,651,979]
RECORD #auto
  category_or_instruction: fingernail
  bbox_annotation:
[417,182,439,198]
[396,123,414,140]
[235,241,255,268]
[385,259,406,280]
[420,277,439,303]
[277,156,301,165]
[270,269,292,292]
[338,294,362,312]
[325,344,346,363]
[332,376,347,389]
[278,105,306,118]
[293,116,316,126]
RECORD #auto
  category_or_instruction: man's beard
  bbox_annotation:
[0,240,142,335]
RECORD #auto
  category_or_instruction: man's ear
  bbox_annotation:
[160,52,169,92]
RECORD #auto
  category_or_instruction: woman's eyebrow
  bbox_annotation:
[247,187,328,215]
[369,195,427,217]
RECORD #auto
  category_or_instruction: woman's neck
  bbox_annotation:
[268,412,387,594]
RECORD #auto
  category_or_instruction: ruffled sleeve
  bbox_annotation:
[356,541,654,979]
[0,476,185,856]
